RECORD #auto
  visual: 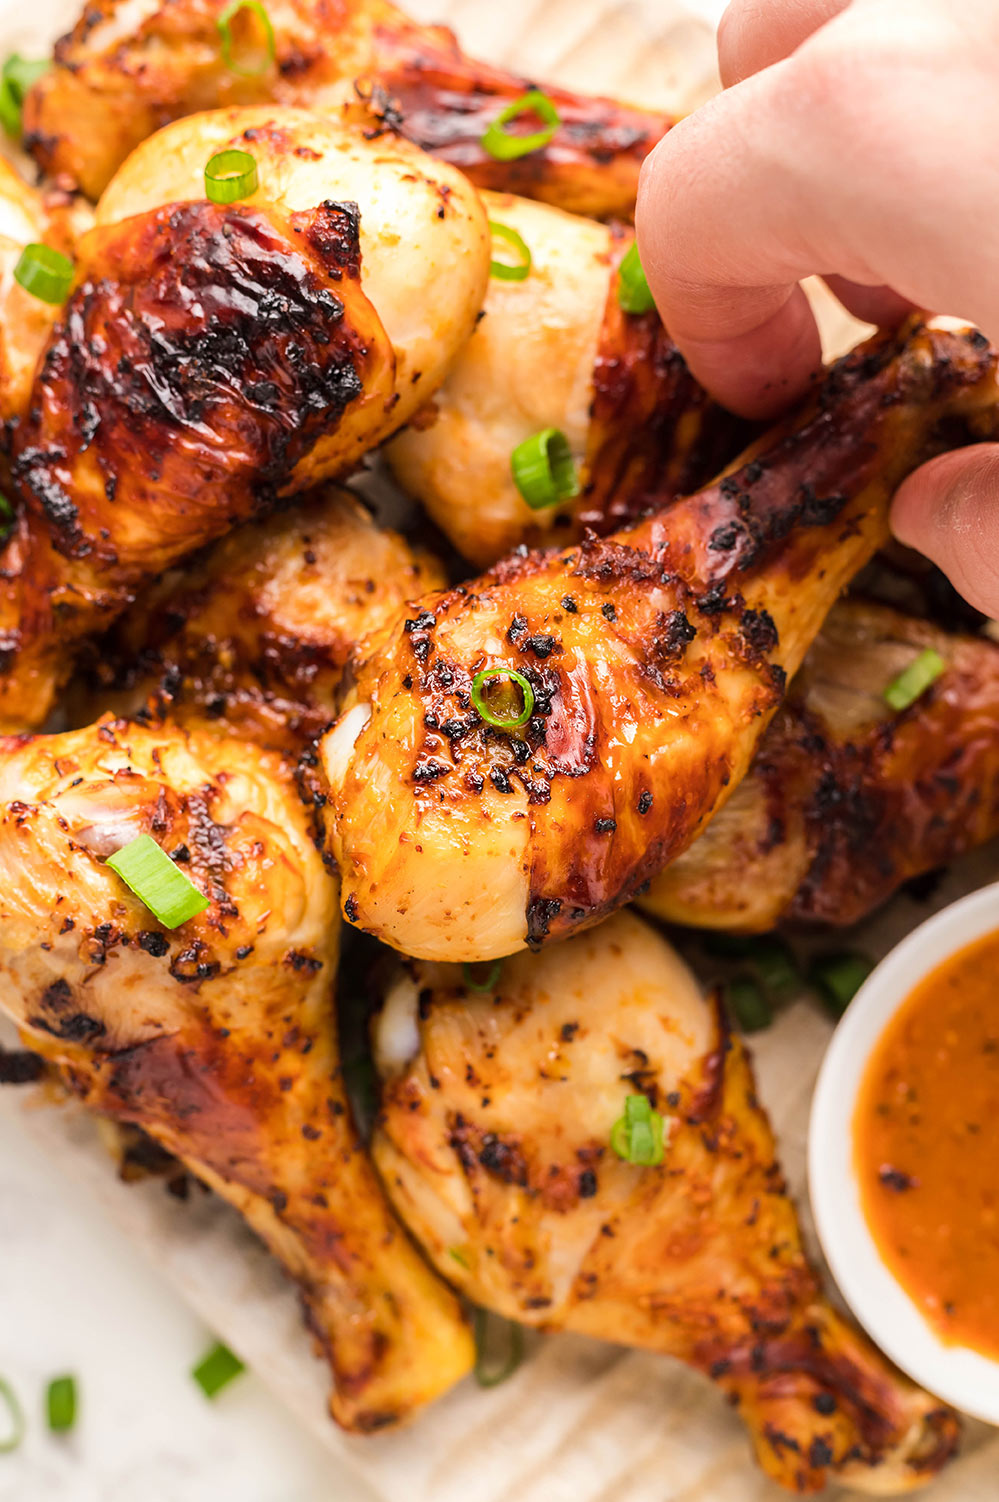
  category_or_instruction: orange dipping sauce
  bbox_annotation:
[854,927,999,1361]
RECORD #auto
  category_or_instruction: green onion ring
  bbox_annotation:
[204,148,259,204]
[473,1308,525,1388]
[883,647,945,712]
[106,834,209,929]
[809,951,873,1019]
[610,1093,666,1166]
[724,974,774,1033]
[13,243,73,305]
[192,1342,245,1399]
[481,90,560,162]
[510,427,580,510]
[46,1375,77,1434]
[488,221,532,282]
[471,666,535,730]
[0,1377,25,1454]
[0,55,49,139]
[617,239,656,315]
[217,0,276,77]
[462,958,502,992]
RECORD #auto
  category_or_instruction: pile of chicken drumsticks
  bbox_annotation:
[0,0,997,1493]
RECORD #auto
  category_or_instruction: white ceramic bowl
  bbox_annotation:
[809,880,999,1426]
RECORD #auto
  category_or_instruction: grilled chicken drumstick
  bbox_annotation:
[0,717,473,1428]
[78,486,445,752]
[388,192,745,566]
[642,598,999,931]
[372,910,958,1494]
[317,321,999,962]
[1,103,487,733]
[24,0,673,212]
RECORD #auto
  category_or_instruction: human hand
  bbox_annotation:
[636,0,999,614]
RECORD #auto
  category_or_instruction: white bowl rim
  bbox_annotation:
[808,879,999,1426]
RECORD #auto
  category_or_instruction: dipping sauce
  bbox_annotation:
[854,927,999,1360]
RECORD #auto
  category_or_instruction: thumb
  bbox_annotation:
[891,445,999,618]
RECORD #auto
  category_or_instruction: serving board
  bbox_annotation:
[2,0,998,1497]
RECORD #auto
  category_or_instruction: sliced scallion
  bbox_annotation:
[705,933,801,1004]
[481,90,560,161]
[725,974,773,1033]
[13,244,73,305]
[192,1342,245,1399]
[610,1093,665,1166]
[883,648,945,712]
[217,0,276,76]
[471,666,534,730]
[462,959,502,992]
[473,1308,525,1388]
[809,951,873,1019]
[449,1247,469,1269]
[0,1378,25,1453]
[204,148,258,205]
[511,427,580,510]
[617,240,655,315]
[105,834,209,929]
[0,55,48,140]
[488,221,532,282]
[46,1375,77,1434]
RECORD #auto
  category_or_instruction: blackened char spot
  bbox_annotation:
[526,896,562,948]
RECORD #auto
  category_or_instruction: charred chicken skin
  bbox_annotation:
[0,717,473,1429]
[79,486,446,752]
[1,103,488,732]
[388,192,746,567]
[317,322,999,962]
[642,598,999,932]
[372,910,958,1494]
[23,0,672,212]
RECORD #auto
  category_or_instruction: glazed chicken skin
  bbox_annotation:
[642,598,999,932]
[317,322,999,962]
[372,910,958,1494]
[0,717,473,1428]
[79,486,446,751]
[388,192,745,566]
[24,0,673,212]
[0,158,93,434]
[0,103,488,732]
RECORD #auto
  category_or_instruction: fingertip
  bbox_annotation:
[891,446,999,617]
[671,285,823,420]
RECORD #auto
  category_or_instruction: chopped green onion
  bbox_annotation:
[462,959,502,992]
[13,244,73,305]
[0,55,49,140]
[610,1093,665,1166]
[473,1308,525,1388]
[488,221,532,282]
[471,666,534,730]
[705,934,801,1004]
[0,492,14,544]
[511,427,580,510]
[204,148,258,205]
[192,1342,245,1399]
[0,1377,24,1454]
[217,0,276,76]
[481,90,560,162]
[809,951,873,1019]
[105,833,209,929]
[46,1375,77,1434]
[883,647,946,712]
[724,974,773,1033]
[617,240,656,315]
[449,1247,469,1269]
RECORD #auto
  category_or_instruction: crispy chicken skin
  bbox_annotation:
[316,322,999,962]
[388,193,744,567]
[642,599,999,932]
[372,910,958,1494]
[0,159,93,434]
[23,0,672,212]
[0,718,473,1429]
[0,105,488,733]
[77,486,446,750]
